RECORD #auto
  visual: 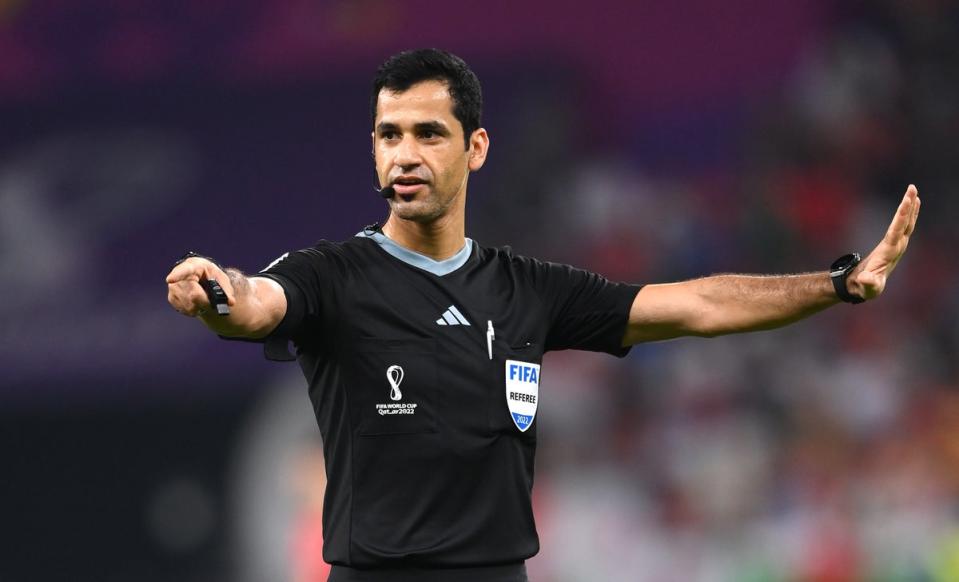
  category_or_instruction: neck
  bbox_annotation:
[381,206,466,261]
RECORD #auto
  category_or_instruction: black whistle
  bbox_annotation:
[200,279,231,316]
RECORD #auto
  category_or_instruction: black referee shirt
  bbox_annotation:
[254,228,641,570]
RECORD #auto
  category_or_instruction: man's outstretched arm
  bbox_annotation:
[622,184,921,346]
[166,257,287,338]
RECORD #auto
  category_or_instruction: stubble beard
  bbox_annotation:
[388,186,460,224]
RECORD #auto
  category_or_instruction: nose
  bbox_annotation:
[392,135,422,169]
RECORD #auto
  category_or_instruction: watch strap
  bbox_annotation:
[830,253,865,304]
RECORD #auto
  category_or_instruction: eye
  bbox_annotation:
[381,131,398,141]
[420,129,444,142]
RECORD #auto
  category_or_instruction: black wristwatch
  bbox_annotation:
[830,253,864,304]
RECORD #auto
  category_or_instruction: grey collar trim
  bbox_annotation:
[356,230,473,276]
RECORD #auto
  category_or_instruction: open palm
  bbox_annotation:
[851,184,921,300]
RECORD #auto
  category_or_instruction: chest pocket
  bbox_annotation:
[341,338,437,436]
[488,337,542,438]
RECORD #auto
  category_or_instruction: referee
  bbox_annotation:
[166,49,921,581]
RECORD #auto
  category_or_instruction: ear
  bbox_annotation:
[467,128,489,172]
[371,131,376,159]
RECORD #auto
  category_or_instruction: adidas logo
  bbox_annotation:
[436,305,471,326]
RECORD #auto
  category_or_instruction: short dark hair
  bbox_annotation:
[371,49,482,148]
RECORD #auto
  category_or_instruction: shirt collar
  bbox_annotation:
[355,229,473,276]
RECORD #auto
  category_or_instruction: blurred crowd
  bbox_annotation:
[480,2,959,580]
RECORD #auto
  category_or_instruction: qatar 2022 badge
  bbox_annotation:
[505,359,540,432]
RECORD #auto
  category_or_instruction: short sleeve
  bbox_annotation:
[520,257,642,356]
[248,245,337,361]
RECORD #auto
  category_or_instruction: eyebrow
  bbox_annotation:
[414,121,450,135]
[376,121,451,135]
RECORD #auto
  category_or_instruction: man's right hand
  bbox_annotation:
[165,256,287,338]
[166,257,236,318]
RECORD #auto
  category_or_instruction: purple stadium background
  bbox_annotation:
[2,1,958,580]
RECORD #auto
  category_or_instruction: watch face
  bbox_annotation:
[830,253,861,276]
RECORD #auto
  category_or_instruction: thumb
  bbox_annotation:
[202,264,236,307]
[217,271,237,307]
[855,270,885,297]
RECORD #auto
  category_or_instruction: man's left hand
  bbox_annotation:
[848,184,921,301]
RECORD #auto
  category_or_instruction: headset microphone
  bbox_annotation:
[377,185,396,199]
[373,168,395,198]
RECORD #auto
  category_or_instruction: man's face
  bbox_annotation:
[373,80,486,223]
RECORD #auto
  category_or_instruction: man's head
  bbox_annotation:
[371,49,489,225]
[371,49,482,149]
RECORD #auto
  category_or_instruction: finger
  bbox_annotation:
[168,282,206,316]
[165,261,203,284]
[884,186,916,243]
[199,269,235,307]
[190,284,215,314]
[857,271,885,298]
[179,281,211,309]
[904,185,920,237]
[165,256,227,285]
[190,261,234,306]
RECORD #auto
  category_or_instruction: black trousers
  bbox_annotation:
[328,562,528,582]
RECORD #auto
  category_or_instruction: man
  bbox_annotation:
[166,49,920,581]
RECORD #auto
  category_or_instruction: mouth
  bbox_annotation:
[391,177,428,197]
